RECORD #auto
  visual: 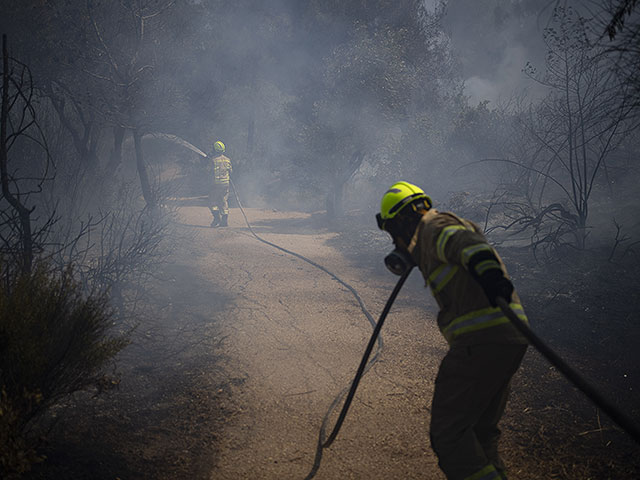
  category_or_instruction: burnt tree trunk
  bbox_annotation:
[1,35,33,273]
[326,150,364,218]
[133,129,155,209]
[107,125,125,172]
[47,84,100,170]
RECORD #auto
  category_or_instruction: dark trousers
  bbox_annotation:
[430,344,527,480]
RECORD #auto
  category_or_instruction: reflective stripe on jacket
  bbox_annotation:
[408,209,529,346]
[212,154,232,184]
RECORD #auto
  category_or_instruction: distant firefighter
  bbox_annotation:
[377,181,528,480]
[208,140,232,227]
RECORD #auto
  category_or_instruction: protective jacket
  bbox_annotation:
[212,154,232,184]
[408,209,528,346]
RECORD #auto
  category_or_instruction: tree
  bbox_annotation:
[0,3,179,308]
[482,7,636,253]
[599,0,640,113]
[0,35,53,274]
[0,1,108,174]
[604,0,639,39]
[81,0,183,209]
[304,24,416,216]
[0,36,128,477]
[294,0,458,216]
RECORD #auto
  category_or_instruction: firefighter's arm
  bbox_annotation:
[434,216,513,306]
[464,247,514,306]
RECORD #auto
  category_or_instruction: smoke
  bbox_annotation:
[441,0,550,105]
[125,0,631,220]
[463,43,543,104]
[145,133,208,158]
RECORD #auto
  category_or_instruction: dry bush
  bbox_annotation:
[0,262,128,478]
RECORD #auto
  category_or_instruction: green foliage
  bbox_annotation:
[0,262,128,477]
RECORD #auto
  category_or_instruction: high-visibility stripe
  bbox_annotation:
[428,264,458,293]
[442,303,528,342]
[436,225,468,262]
[461,243,493,267]
[464,464,502,480]
[474,259,501,276]
[214,158,230,183]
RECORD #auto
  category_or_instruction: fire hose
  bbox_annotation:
[227,180,395,478]
[301,289,640,480]
[303,269,412,480]
[228,179,639,480]
[495,296,640,445]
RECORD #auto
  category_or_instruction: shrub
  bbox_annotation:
[0,262,128,477]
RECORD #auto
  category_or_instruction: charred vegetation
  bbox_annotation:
[0,0,639,479]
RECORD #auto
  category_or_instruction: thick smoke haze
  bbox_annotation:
[0,0,637,262]
[1,1,639,478]
[443,0,549,105]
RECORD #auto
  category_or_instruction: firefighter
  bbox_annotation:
[376,181,529,480]
[208,140,232,227]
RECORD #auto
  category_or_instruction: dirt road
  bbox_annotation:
[172,204,447,479]
[32,200,640,480]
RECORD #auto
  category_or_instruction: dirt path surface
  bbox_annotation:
[29,201,640,480]
[174,204,447,479]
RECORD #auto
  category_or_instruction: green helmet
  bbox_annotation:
[213,140,226,153]
[376,181,432,230]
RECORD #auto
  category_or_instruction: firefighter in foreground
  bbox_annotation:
[376,181,529,480]
[208,140,232,227]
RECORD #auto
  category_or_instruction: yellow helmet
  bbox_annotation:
[376,181,432,230]
[213,140,226,153]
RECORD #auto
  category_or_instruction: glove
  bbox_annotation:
[476,269,514,307]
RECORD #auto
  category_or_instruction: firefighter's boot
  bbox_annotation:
[210,210,220,228]
[220,214,228,227]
